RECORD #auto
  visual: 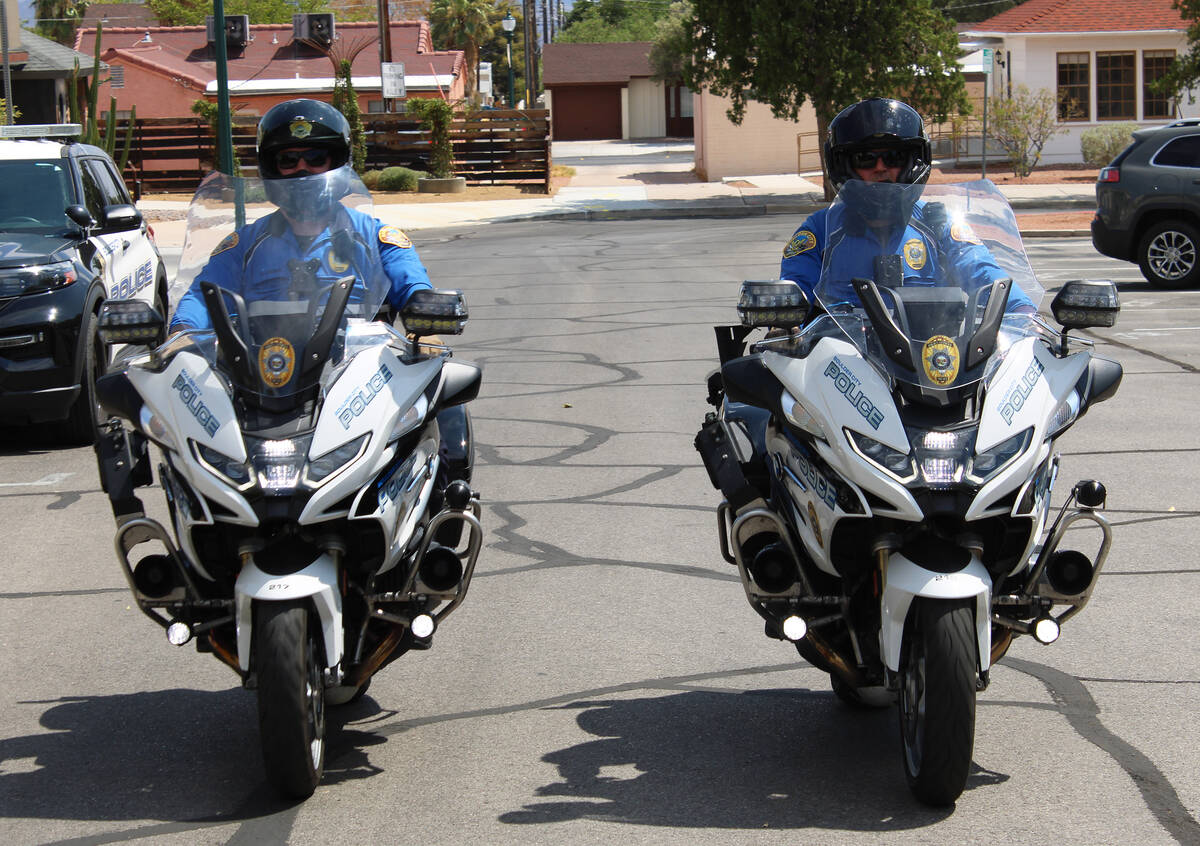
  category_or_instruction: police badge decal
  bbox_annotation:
[921,335,960,386]
[259,337,296,388]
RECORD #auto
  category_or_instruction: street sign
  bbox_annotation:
[382,62,405,99]
[982,48,993,75]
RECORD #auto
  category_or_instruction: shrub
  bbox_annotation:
[377,166,424,191]
[360,169,382,190]
[405,98,455,179]
[1081,123,1138,167]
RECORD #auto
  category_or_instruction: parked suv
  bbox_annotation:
[1092,118,1200,288]
[0,124,166,442]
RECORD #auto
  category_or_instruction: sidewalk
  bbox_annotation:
[142,140,1096,247]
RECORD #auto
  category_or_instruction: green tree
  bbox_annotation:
[557,0,667,42]
[477,2,526,107]
[145,0,325,26]
[987,85,1066,178]
[669,0,970,195]
[35,0,87,46]
[1151,0,1200,105]
[331,58,367,173]
[407,98,455,178]
[430,0,492,100]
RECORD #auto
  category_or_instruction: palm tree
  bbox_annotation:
[430,0,492,99]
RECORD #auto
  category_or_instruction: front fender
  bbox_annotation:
[235,553,343,672]
[880,551,992,673]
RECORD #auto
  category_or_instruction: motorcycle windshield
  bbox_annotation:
[169,169,391,402]
[815,179,1045,393]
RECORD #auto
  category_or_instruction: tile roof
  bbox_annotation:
[72,21,462,88]
[81,2,160,27]
[542,42,654,86]
[970,0,1186,33]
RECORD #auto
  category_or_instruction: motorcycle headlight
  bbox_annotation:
[968,427,1032,484]
[912,429,973,488]
[0,260,77,297]
[194,440,253,489]
[246,434,313,494]
[847,429,916,482]
[305,433,369,486]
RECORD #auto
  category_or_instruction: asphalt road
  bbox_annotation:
[1,219,1197,845]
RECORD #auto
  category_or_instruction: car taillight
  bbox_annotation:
[1098,167,1120,183]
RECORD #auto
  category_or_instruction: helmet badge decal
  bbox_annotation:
[922,335,960,386]
[259,337,296,388]
[289,118,313,140]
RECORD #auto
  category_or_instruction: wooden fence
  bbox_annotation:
[106,109,551,194]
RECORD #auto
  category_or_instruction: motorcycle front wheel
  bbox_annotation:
[898,597,977,806]
[256,600,326,798]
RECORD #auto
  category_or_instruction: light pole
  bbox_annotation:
[501,13,516,109]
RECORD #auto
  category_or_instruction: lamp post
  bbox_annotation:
[501,13,517,109]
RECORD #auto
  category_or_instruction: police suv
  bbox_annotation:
[0,124,165,442]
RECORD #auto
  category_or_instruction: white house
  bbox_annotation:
[963,0,1200,164]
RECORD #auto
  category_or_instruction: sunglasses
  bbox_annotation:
[276,148,330,170]
[849,149,908,169]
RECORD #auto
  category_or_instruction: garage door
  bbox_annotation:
[551,85,622,140]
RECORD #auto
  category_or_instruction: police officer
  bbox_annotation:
[170,99,432,331]
[781,97,1035,314]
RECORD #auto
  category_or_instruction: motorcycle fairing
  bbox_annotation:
[880,551,992,672]
[235,552,343,671]
[977,338,1088,450]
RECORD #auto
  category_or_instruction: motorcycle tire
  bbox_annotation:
[256,600,326,799]
[60,308,107,445]
[898,597,977,806]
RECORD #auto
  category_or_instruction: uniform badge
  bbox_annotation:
[922,335,960,386]
[211,232,238,256]
[327,248,349,273]
[806,501,824,548]
[289,118,313,139]
[950,222,982,244]
[379,226,412,248]
[783,230,817,258]
[903,238,927,270]
[259,337,296,389]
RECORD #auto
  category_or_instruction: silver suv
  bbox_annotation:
[0,125,166,442]
[1092,118,1200,288]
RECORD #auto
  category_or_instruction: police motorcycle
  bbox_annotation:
[696,179,1122,805]
[90,172,482,798]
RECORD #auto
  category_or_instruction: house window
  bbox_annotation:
[367,100,386,113]
[1144,49,1176,119]
[1057,52,1090,121]
[1097,51,1136,120]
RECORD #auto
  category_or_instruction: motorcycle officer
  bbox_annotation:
[780,97,1036,314]
[170,98,432,332]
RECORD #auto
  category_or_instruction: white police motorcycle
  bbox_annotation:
[696,180,1122,805]
[91,172,482,798]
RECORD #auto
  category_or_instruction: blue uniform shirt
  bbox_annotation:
[780,203,1035,312]
[170,206,432,331]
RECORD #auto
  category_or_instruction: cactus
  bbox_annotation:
[68,23,136,175]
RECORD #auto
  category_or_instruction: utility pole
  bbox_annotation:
[212,0,234,176]
[522,0,536,107]
[377,0,392,111]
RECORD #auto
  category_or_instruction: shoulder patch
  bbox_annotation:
[950,222,982,244]
[379,226,412,249]
[783,230,817,259]
[211,232,238,256]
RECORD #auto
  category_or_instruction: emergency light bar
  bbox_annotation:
[0,124,83,139]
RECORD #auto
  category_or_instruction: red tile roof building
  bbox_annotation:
[969,0,1186,33]
[73,21,464,118]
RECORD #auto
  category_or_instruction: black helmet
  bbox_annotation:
[256,99,353,222]
[256,98,351,178]
[823,98,931,191]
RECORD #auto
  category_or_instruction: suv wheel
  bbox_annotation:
[1138,220,1200,289]
[60,308,108,445]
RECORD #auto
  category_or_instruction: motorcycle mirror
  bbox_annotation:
[736,280,809,329]
[401,289,468,336]
[97,299,166,347]
[1051,280,1120,330]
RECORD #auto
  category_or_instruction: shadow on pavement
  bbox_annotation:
[499,688,1007,830]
